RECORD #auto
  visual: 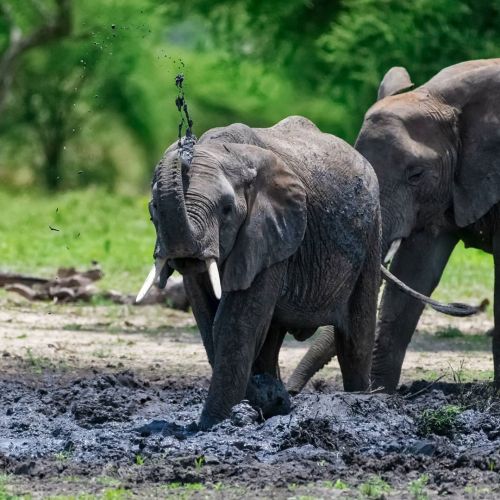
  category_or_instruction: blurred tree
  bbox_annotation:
[1,0,500,192]
[170,0,500,140]
[0,0,171,190]
[0,0,72,114]
[167,0,343,89]
[319,0,500,139]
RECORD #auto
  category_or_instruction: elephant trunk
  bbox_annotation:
[157,155,199,257]
[287,326,336,395]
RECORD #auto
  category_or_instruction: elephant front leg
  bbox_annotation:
[372,231,457,392]
[247,324,291,418]
[492,232,500,388]
[198,263,286,430]
[183,273,219,366]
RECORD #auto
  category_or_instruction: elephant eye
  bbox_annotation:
[222,204,232,216]
[406,165,424,185]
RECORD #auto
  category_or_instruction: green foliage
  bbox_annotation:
[0,474,16,500]
[408,474,429,500]
[418,405,462,437]
[435,327,464,339]
[194,455,205,471]
[1,0,172,191]
[2,1,500,192]
[24,347,51,374]
[323,478,349,490]
[164,482,205,491]
[320,0,500,140]
[437,242,494,308]
[358,476,392,498]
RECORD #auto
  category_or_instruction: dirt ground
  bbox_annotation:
[0,295,499,498]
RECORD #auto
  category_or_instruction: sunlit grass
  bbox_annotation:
[436,242,493,306]
[0,188,154,293]
[0,189,494,300]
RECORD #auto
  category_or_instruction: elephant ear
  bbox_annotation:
[377,67,414,100]
[222,146,307,291]
[452,103,500,227]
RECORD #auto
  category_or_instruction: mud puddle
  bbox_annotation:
[1,369,499,497]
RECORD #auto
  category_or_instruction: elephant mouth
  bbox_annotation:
[168,257,207,275]
[136,256,221,303]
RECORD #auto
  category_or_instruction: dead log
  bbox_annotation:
[0,273,49,287]
[1,264,190,310]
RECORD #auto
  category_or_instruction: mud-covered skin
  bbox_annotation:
[151,116,381,427]
[1,370,499,495]
[245,373,291,418]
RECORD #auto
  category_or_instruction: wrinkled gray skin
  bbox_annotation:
[354,59,500,392]
[149,116,380,429]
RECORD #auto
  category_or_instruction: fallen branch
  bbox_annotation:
[1,265,190,310]
[403,374,446,400]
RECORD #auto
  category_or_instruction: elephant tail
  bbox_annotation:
[380,265,489,317]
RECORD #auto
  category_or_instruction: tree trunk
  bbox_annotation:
[43,136,64,190]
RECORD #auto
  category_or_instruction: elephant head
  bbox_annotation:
[355,61,500,255]
[137,140,306,301]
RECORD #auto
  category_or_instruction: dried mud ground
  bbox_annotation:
[1,295,499,499]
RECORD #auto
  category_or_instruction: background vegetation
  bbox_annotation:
[0,0,496,300]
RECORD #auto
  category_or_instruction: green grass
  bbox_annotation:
[0,189,494,300]
[418,405,462,437]
[408,474,429,500]
[435,326,464,338]
[0,189,154,293]
[358,476,392,498]
[436,242,493,305]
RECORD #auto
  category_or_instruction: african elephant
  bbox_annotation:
[137,116,382,429]
[353,59,500,392]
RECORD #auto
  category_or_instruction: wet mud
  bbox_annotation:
[1,370,499,495]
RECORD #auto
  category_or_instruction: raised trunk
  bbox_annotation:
[157,156,199,257]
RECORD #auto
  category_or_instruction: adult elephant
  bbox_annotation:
[136,116,382,429]
[352,59,500,392]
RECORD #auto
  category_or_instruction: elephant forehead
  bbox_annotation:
[360,113,443,162]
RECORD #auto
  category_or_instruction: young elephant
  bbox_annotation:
[354,59,500,391]
[138,116,381,429]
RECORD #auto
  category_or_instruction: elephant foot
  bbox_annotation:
[198,412,223,431]
[246,373,291,418]
[198,374,291,430]
[371,372,398,394]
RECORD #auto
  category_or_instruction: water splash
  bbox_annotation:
[175,73,196,165]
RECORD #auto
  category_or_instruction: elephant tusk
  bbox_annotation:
[135,258,166,303]
[206,258,222,300]
[384,238,402,264]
